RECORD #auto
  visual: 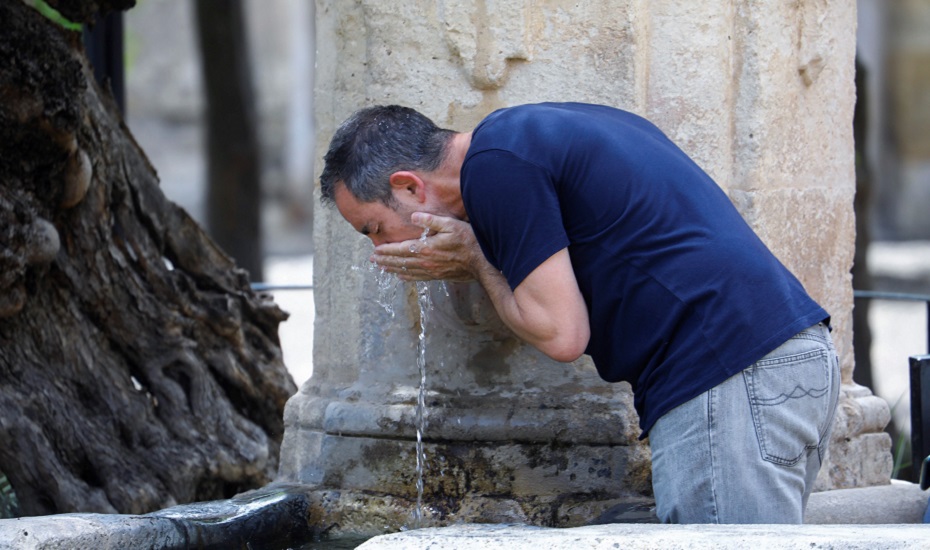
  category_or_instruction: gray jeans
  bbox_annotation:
[648,322,841,523]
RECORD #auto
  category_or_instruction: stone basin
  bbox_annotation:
[0,480,924,549]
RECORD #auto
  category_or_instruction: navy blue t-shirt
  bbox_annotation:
[461,103,828,435]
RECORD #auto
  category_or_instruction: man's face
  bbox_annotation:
[333,184,423,246]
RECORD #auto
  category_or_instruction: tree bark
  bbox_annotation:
[0,0,296,517]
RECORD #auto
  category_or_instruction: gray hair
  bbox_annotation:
[320,105,455,206]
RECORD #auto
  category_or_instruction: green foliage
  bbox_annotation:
[0,471,20,519]
[887,392,914,480]
[28,0,83,32]
[892,432,912,480]
[124,28,141,76]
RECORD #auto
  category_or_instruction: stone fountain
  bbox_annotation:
[277,0,895,541]
[279,275,653,535]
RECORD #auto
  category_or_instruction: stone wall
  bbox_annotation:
[278,0,891,534]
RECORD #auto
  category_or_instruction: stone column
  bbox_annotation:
[279,0,889,536]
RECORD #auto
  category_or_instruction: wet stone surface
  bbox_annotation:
[0,483,315,550]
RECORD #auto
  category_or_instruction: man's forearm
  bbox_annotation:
[369,213,589,362]
[471,250,589,363]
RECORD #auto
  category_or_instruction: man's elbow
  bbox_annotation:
[540,328,590,363]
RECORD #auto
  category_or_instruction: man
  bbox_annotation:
[320,102,840,524]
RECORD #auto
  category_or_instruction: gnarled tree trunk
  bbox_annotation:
[0,0,296,517]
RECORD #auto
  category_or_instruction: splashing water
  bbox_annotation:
[350,263,400,316]
[375,269,400,315]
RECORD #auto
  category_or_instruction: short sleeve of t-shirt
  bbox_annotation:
[461,149,570,290]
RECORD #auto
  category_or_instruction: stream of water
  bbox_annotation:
[353,230,434,529]
[413,280,431,528]
[411,227,433,529]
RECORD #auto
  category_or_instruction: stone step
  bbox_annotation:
[356,523,930,550]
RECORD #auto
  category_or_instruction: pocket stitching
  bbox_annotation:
[744,348,831,466]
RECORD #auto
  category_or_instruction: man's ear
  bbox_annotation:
[389,171,426,203]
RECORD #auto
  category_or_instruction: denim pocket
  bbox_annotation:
[742,339,835,466]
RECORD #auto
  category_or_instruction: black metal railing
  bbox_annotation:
[251,286,928,349]
[250,283,314,292]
